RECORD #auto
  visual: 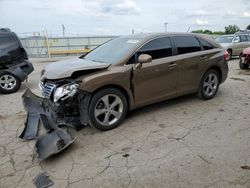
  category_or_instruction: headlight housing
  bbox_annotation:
[53,83,79,102]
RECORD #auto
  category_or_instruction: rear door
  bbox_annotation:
[245,35,250,49]
[232,35,248,56]
[172,35,207,95]
[133,37,178,106]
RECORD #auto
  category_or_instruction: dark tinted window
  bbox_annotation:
[173,36,201,55]
[138,37,172,60]
[199,38,214,50]
[0,35,18,52]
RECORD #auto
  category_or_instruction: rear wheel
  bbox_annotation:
[88,88,128,131]
[0,72,21,94]
[197,70,220,100]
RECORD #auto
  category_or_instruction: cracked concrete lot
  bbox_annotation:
[0,58,250,188]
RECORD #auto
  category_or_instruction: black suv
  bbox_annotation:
[0,28,33,94]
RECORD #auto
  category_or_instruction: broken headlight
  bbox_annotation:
[53,83,79,103]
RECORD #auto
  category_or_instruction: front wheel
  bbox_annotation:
[239,57,249,69]
[0,72,21,94]
[88,88,128,131]
[197,70,220,100]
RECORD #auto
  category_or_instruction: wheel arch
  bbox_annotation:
[206,66,222,83]
[227,48,233,57]
[227,48,232,53]
[90,84,132,110]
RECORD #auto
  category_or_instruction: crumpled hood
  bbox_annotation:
[43,57,110,79]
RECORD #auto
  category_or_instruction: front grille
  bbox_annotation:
[39,81,56,99]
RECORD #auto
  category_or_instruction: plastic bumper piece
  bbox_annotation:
[19,89,75,160]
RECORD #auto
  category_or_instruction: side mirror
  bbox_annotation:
[138,54,152,64]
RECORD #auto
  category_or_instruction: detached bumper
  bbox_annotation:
[20,89,75,160]
[8,60,34,82]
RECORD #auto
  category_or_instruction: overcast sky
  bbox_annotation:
[0,0,250,36]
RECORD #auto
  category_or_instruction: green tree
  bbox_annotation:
[203,30,213,34]
[224,25,240,34]
[246,24,250,30]
[191,29,223,35]
[191,30,204,34]
[213,31,225,35]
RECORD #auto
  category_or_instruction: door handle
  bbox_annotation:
[200,55,208,60]
[168,63,177,68]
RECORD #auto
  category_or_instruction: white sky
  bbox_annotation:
[0,0,250,36]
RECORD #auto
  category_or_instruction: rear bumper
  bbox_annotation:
[8,60,34,82]
[20,89,75,160]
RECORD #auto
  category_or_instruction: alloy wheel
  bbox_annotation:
[94,94,124,126]
[203,73,218,97]
[0,74,17,90]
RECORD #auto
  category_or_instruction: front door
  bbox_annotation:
[132,37,178,106]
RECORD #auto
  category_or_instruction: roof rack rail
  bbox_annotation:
[0,28,11,32]
[236,29,250,34]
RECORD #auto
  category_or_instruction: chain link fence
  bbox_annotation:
[17,32,117,58]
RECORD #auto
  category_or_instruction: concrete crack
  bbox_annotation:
[197,154,211,164]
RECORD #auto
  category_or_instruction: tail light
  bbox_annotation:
[224,50,230,61]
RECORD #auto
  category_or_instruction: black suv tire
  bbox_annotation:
[0,72,21,94]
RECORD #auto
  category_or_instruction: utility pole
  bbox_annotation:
[164,22,168,32]
[62,24,65,37]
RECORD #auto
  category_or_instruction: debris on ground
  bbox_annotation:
[33,172,54,188]
[241,165,250,170]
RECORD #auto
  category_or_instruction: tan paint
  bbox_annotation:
[76,33,228,110]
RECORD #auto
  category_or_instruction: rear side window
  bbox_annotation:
[173,36,201,55]
[0,35,18,52]
[240,35,248,42]
[198,38,214,50]
[138,37,172,60]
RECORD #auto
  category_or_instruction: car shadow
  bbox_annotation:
[126,93,199,120]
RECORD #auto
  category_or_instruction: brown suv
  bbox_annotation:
[21,33,228,158]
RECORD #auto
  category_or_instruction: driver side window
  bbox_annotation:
[137,37,173,60]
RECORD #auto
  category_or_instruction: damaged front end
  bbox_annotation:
[241,47,250,64]
[20,80,91,160]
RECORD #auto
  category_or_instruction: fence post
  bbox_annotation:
[44,30,51,58]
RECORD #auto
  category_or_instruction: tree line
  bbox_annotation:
[192,24,250,35]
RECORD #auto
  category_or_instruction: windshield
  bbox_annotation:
[215,36,234,43]
[84,37,141,64]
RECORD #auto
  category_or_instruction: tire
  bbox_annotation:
[88,88,128,131]
[239,57,249,69]
[0,72,21,94]
[197,69,220,100]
